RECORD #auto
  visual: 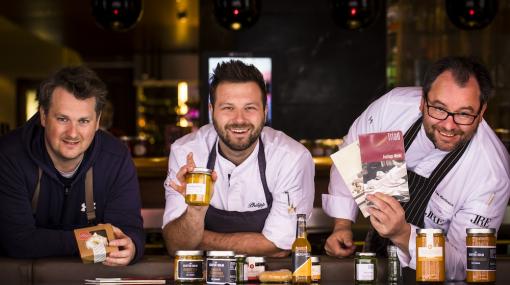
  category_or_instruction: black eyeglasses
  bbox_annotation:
[425,98,481,125]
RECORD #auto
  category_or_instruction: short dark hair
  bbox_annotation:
[209,60,267,108]
[37,66,108,116]
[422,56,493,105]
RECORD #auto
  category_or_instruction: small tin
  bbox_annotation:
[311,256,321,282]
[355,252,377,284]
[185,168,213,206]
[466,228,496,283]
[206,250,236,284]
[246,256,266,281]
[174,250,204,283]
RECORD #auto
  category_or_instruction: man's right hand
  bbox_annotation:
[324,219,356,257]
[169,152,218,197]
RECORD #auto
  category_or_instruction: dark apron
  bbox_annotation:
[204,137,273,233]
[32,167,96,225]
[364,117,470,256]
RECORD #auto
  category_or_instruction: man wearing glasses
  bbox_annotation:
[323,56,510,281]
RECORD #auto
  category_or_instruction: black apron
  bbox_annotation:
[364,117,470,256]
[204,138,273,233]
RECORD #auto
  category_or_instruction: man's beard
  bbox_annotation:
[424,123,473,151]
[213,122,263,151]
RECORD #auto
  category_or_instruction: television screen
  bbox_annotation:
[206,56,272,125]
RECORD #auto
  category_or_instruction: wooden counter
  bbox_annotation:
[3,255,510,284]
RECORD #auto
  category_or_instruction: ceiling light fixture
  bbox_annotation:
[332,0,381,31]
[446,0,498,30]
[214,0,261,31]
[91,0,144,32]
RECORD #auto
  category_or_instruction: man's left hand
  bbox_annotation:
[103,226,136,266]
[366,192,411,249]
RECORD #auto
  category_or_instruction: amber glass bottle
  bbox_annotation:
[292,214,311,284]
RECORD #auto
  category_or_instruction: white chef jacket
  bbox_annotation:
[322,87,510,280]
[163,124,315,250]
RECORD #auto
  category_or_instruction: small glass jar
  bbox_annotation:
[387,245,401,282]
[355,252,377,284]
[466,228,496,283]
[246,256,266,281]
[235,254,248,283]
[311,256,321,282]
[185,168,213,206]
[206,251,236,285]
[416,228,445,282]
[174,250,204,283]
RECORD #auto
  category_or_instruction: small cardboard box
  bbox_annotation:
[74,224,118,263]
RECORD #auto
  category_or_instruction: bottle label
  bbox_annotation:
[356,263,375,281]
[292,250,311,278]
[186,183,206,195]
[311,264,321,281]
[467,246,496,271]
[177,260,203,279]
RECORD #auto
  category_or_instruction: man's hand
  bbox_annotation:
[169,152,217,198]
[103,226,136,266]
[366,192,411,252]
[325,219,356,257]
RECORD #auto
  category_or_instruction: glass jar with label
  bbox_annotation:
[355,252,377,284]
[174,250,204,283]
[185,168,213,206]
[206,251,236,285]
[466,228,496,283]
[235,254,248,283]
[416,228,445,282]
[311,256,321,282]
[246,256,266,281]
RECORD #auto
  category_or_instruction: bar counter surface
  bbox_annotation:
[3,255,510,284]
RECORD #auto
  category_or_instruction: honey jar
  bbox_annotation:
[416,228,445,282]
[185,168,212,206]
[466,228,496,283]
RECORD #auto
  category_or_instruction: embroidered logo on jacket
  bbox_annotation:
[470,214,492,228]
[248,202,266,209]
[425,210,445,225]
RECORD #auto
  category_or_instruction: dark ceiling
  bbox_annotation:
[0,0,199,61]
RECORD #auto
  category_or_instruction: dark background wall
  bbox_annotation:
[200,0,387,139]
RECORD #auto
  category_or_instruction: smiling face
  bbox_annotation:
[40,87,100,172]
[211,81,267,158]
[420,71,486,151]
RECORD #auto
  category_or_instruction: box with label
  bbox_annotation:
[74,224,118,264]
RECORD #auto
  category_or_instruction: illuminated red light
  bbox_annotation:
[469,9,475,16]
[113,9,119,15]
[351,8,357,16]
[233,9,239,15]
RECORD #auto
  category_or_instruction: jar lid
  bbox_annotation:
[190,167,213,174]
[416,228,443,234]
[207,250,235,257]
[175,250,204,256]
[247,256,266,262]
[466,228,496,234]
[356,252,376,257]
[311,256,320,262]
[387,245,398,255]
[235,254,247,258]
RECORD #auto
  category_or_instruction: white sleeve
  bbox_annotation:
[162,146,188,228]
[262,151,315,250]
